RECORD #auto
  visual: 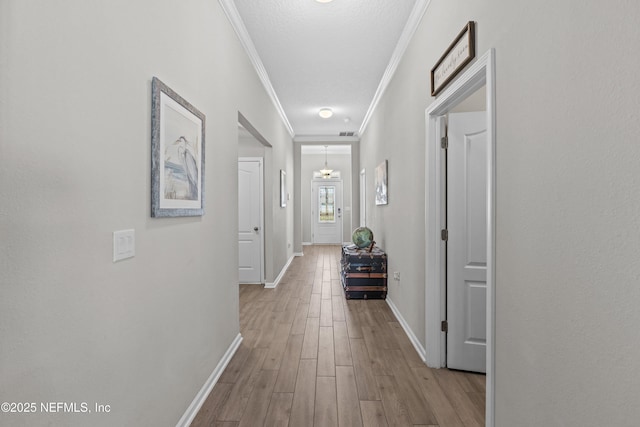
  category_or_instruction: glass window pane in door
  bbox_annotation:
[319,186,335,223]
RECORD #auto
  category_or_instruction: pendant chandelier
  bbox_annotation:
[319,145,333,178]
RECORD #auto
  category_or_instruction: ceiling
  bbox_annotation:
[223,0,428,140]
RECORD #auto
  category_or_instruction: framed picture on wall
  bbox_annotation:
[375,160,388,205]
[430,21,476,96]
[280,170,287,208]
[151,77,206,217]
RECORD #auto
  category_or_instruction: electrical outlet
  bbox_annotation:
[393,271,400,281]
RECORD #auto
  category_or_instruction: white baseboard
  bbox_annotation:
[175,333,243,427]
[302,242,312,246]
[264,253,296,289]
[293,252,304,257]
[386,297,426,363]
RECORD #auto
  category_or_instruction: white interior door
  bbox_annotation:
[312,180,343,244]
[447,111,487,373]
[238,159,263,283]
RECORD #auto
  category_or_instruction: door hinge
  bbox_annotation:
[441,320,448,333]
[441,135,448,150]
[441,229,448,241]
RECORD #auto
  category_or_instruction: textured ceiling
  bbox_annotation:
[230,0,420,138]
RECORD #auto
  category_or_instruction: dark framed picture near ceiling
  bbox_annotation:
[151,77,206,217]
[430,21,476,96]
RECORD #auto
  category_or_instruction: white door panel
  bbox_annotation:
[447,111,487,373]
[312,180,343,244]
[238,160,262,283]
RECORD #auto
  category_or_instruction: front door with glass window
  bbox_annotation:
[312,179,343,244]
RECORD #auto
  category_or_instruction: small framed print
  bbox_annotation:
[280,170,287,208]
[375,160,388,206]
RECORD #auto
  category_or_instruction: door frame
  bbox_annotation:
[311,178,344,244]
[425,48,496,426]
[238,157,265,284]
[359,169,366,227]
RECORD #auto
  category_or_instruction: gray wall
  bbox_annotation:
[301,153,352,243]
[0,1,292,426]
[360,1,640,426]
[238,133,266,158]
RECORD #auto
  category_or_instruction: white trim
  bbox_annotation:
[238,157,265,284]
[175,333,243,427]
[425,48,496,427]
[302,242,313,246]
[486,50,497,427]
[265,253,296,289]
[386,297,426,363]
[359,0,431,136]
[218,0,294,137]
[294,252,304,257]
[359,168,366,227]
[294,135,359,143]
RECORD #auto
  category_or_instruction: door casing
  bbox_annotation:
[425,48,496,427]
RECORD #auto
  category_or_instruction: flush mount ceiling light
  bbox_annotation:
[318,108,333,119]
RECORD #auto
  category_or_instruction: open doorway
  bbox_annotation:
[425,49,496,426]
[237,114,272,285]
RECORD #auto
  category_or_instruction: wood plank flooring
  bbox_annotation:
[191,245,485,427]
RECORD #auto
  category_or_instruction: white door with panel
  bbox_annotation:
[238,159,263,283]
[446,111,487,373]
[312,180,343,244]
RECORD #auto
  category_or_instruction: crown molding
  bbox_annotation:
[359,0,431,136]
[218,0,295,137]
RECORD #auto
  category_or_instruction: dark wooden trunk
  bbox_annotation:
[340,244,387,299]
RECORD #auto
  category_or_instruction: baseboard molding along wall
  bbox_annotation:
[386,297,427,363]
[176,333,243,427]
[265,253,301,289]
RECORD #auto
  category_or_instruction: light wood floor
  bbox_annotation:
[191,245,485,427]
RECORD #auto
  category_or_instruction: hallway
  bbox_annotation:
[191,245,484,426]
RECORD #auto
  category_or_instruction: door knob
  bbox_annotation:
[253,226,259,232]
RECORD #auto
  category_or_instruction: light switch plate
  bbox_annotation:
[113,229,135,262]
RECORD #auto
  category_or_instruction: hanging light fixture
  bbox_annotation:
[319,145,333,179]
